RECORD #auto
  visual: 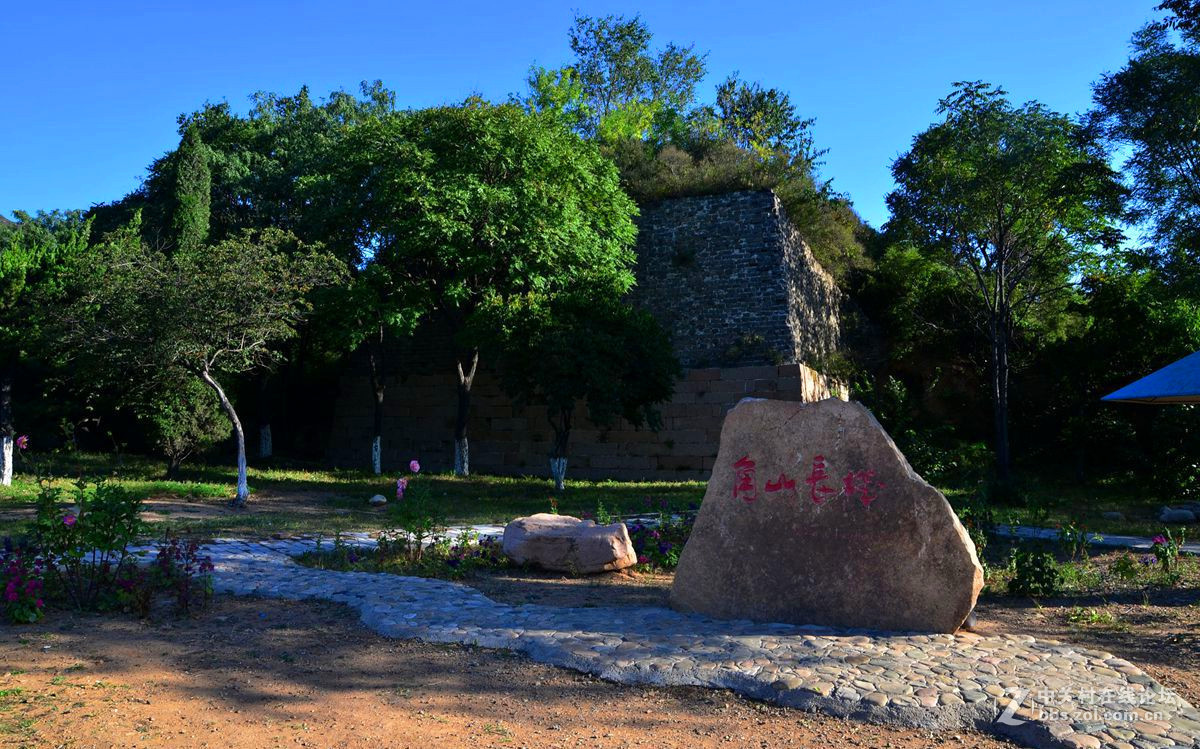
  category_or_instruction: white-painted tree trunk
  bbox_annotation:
[259,424,273,459]
[454,437,469,477]
[236,441,249,505]
[0,435,11,487]
[372,435,382,476]
[199,368,250,507]
[549,457,568,492]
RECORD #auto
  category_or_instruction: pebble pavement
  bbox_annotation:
[143,534,1200,749]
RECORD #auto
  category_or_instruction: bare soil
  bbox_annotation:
[1,595,1019,749]
[4,554,1197,748]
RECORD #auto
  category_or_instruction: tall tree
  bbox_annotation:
[338,103,638,475]
[171,125,211,253]
[486,290,679,490]
[712,74,818,162]
[0,212,90,486]
[1092,5,1200,251]
[887,82,1124,482]
[312,263,423,475]
[529,13,706,141]
[63,219,336,505]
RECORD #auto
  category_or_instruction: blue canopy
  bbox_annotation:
[1103,350,1200,404]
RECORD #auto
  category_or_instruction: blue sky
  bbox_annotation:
[1,0,1158,228]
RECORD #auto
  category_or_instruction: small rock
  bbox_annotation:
[502,514,636,574]
[1158,507,1195,523]
[368,494,388,507]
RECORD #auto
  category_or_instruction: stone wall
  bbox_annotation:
[325,189,846,480]
[629,190,841,368]
[326,363,845,480]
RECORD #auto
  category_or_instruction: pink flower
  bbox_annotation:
[637,555,649,565]
[14,435,28,450]
[396,477,408,499]
[409,459,421,473]
[1153,535,1168,546]
[35,599,43,608]
[62,514,77,527]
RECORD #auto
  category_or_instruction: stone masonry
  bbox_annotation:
[325,189,845,479]
[629,189,841,368]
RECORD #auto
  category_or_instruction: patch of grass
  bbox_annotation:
[1065,606,1127,630]
[2,452,706,538]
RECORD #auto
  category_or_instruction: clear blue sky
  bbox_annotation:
[0,0,1158,229]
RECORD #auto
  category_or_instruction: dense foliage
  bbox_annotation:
[4,3,1200,505]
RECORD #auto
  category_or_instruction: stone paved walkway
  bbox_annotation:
[165,537,1200,749]
[995,525,1200,556]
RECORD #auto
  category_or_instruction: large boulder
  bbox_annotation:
[670,398,983,633]
[503,513,637,574]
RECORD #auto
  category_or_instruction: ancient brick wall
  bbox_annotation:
[629,190,841,368]
[326,363,845,480]
[324,189,845,480]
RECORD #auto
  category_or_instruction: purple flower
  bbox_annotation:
[14,435,28,450]
[62,514,77,528]
[658,542,672,554]
[409,459,421,473]
[1153,535,1168,546]
[637,555,649,565]
[396,477,408,499]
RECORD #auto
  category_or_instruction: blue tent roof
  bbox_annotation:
[1102,350,1200,404]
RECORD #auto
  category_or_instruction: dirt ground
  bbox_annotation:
[4,563,1198,748]
[1,594,1020,749]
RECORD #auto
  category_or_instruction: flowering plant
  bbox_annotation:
[1151,529,1185,575]
[34,476,142,610]
[15,434,28,450]
[628,497,697,570]
[2,538,45,623]
[381,458,444,563]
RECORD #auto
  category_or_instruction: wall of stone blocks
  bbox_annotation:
[324,188,846,480]
[326,363,844,481]
[629,189,841,368]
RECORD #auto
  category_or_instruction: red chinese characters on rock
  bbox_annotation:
[730,454,886,509]
[843,469,886,508]
[764,473,798,501]
[804,455,837,505]
[732,455,757,502]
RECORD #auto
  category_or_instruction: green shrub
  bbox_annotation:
[1008,546,1062,597]
[141,376,231,478]
[34,477,142,611]
[1110,552,1142,582]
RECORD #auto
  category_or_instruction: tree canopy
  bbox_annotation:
[886,81,1125,480]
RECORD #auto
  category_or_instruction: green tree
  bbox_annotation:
[64,219,336,505]
[529,13,706,141]
[141,374,231,478]
[338,103,638,475]
[171,125,211,253]
[311,263,423,475]
[887,82,1124,482]
[712,74,818,161]
[486,291,679,490]
[0,211,90,486]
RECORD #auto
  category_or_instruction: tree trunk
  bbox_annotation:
[991,312,1012,483]
[200,368,250,507]
[0,371,12,487]
[368,342,385,476]
[259,424,273,460]
[257,375,273,459]
[453,349,479,477]
[548,407,572,492]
